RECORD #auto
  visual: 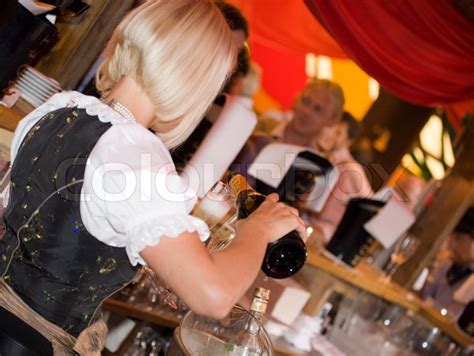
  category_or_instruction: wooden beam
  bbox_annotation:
[0,107,21,132]
[393,115,474,287]
[0,96,36,132]
[361,89,432,190]
[35,0,137,90]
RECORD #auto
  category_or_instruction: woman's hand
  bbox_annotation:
[236,193,307,244]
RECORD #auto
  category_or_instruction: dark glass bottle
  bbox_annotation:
[457,301,474,337]
[325,197,385,267]
[228,174,307,279]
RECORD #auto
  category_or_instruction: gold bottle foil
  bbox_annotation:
[250,287,270,315]
[228,174,253,199]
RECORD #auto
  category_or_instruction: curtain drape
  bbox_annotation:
[227,0,346,57]
[226,0,347,108]
[304,0,474,107]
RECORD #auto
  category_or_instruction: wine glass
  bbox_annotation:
[191,181,233,231]
[383,235,420,282]
[143,266,179,310]
[125,326,166,356]
[206,213,237,253]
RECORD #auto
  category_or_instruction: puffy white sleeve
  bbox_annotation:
[80,123,209,266]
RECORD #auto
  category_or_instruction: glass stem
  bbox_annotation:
[385,261,399,281]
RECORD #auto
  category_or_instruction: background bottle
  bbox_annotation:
[457,301,474,337]
[325,197,385,267]
[228,174,307,279]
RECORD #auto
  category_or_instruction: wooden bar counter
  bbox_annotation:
[296,250,473,348]
[102,249,472,351]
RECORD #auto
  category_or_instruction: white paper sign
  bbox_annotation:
[248,143,307,188]
[248,143,336,212]
[363,197,415,248]
[271,287,311,326]
[372,186,394,202]
[182,96,257,198]
[19,0,56,15]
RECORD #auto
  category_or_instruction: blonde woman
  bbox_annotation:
[0,1,306,354]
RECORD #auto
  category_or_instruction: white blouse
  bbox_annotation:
[9,91,209,266]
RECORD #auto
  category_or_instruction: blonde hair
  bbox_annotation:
[96,0,236,149]
[302,79,345,120]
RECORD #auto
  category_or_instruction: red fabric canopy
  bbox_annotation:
[305,0,474,107]
[227,0,346,57]
[227,0,347,108]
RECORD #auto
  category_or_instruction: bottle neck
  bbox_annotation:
[249,287,269,322]
[228,174,255,198]
[249,302,267,322]
[229,174,265,219]
[247,300,267,335]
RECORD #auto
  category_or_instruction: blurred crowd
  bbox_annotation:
[199,2,473,325]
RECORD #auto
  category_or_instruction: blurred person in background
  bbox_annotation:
[304,112,374,248]
[395,170,427,212]
[421,207,474,319]
[227,60,262,106]
[234,78,345,174]
[382,167,427,212]
[274,79,345,150]
[233,80,374,248]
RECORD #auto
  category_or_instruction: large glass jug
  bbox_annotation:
[166,305,274,355]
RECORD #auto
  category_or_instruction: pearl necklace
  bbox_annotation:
[106,99,137,124]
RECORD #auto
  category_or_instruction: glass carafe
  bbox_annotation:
[166,305,273,356]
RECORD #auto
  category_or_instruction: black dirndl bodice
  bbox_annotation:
[0,107,140,337]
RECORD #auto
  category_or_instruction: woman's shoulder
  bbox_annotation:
[10,92,136,161]
[33,91,140,125]
[89,122,175,173]
[11,92,83,161]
